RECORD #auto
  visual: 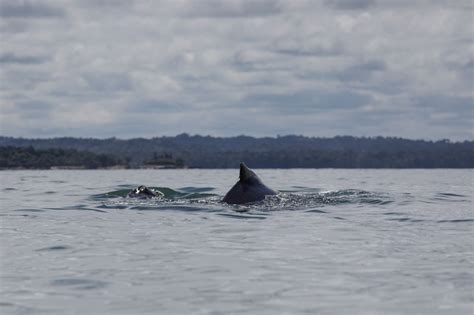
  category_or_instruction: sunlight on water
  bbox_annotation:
[1,169,473,314]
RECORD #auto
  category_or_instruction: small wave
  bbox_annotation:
[385,217,426,223]
[436,192,467,198]
[178,186,216,193]
[0,303,41,314]
[281,186,322,193]
[437,219,474,223]
[14,208,45,212]
[103,198,223,213]
[50,278,108,290]
[130,204,215,212]
[305,209,328,214]
[216,213,268,220]
[91,189,134,200]
[36,245,72,251]
[383,217,473,224]
[431,192,470,203]
[45,205,108,213]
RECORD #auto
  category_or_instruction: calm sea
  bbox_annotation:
[1,169,473,314]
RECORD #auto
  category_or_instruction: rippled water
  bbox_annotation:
[1,169,473,314]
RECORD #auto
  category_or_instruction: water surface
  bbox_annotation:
[1,169,473,314]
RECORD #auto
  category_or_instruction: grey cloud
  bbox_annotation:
[15,100,53,119]
[184,0,282,18]
[0,69,51,90]
[0,52,49,65]
[232,51,289,73]
[324,0,376,10]
[82,72,132,93]
[78,0,130,8]
[445,56,474,82]
[393,1,474,11]
[335,60,387,82]
[132,99,182,113]
[0,1,65,18]
[464,59,474,69]
[274,41,344,57]
[243,89,372,114]
[296,60,392,93]
[415,94,473,112]
[0,19,30,33]
[326,0,474,11]
[461,59,474,80]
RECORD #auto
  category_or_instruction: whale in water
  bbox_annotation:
[127,185,163,199]
[223,163,277,204]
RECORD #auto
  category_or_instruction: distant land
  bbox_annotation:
[0,146,125,170]
[1,134,473,169]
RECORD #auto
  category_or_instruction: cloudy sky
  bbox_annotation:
[0,0,473,140]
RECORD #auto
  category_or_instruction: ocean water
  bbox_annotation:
[0,169,473,315]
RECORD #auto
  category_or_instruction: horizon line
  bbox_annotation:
[1,134,472,143]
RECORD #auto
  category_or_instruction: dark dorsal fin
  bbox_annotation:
[239,162,255,181]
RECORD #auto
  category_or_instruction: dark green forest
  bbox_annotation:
[0,146,124,169]
[1,135,473,169]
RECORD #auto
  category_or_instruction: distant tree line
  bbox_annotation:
[0,135,473,168]
[144,152,185,168]
[0,146,124,169]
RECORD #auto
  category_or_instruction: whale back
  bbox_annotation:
[223,163,277,204]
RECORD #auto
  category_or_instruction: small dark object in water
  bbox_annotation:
[127,185,163,199]
[223,162,277,204]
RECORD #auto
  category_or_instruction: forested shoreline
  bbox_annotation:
[1,135,473,169]
[0,146,125,169]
